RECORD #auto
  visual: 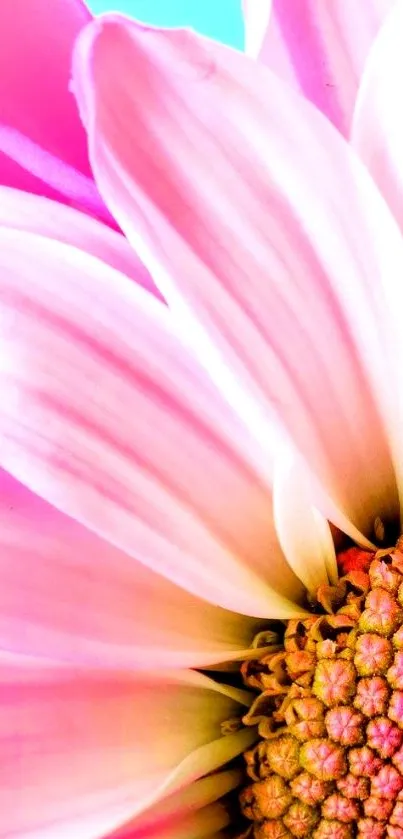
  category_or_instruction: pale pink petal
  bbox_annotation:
[0,186,156,296]
[0,227,306,618]
[110,768,241,839]
[110,803,229,839]
[352,0,403,234]
[273,449,338,592]
[243,0,393,136]
[1,661,252,838]
[242,0,271,58]
[109,770,241,838]
[0,468,266,669]
[72,18,403,537]
[0,0,112,223]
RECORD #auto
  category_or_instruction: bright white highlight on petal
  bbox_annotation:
[72,17,403,537]
[352,0,403,235]
[242,0,271,58]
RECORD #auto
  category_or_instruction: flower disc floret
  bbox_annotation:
[388,691,403,729]
[239,549,403,839]
[357,818,385,839]
[369,560,401,594]
[371,765,403,798]
[283,802,320,837]
[363,796,393,820]
[359,590,402,636]
[388,826,403,839]
[354,634,393,676]
[325,707,364,745]
[313,660,356,707]
[300,739,347,780]
[321,794,360,823]
[354,677,390,716]
[254,822,294,839]
[336,774,369,800]
[387,652,403,689]
[290,773,333,806]
[390,800,403,825]
[348,746,382,777]
[266,736,301,779]
[313,820,353,839]
[393,626,403,649]
[239,776,293,820]
[366,716,403,758]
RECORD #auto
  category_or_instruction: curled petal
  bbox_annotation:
[0,228,305,618]
[1,660,251,838]
[73,18,403,536]
[243,0,393,136]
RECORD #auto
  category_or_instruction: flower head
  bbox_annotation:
[5,0,403,838]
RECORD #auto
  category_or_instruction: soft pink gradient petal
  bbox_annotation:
[273,449,338,593]
[352,0,403,234]
[0,468,265,669]
[0,186,156,296]
[0,227,306,618]
[73,18,403,536]
[108,769,240,838]
[109,804,228,839]
[1,662,252,839]
[0,0,112,223]
[243,0,393,136]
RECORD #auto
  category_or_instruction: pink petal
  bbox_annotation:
[243,0,393,136]
[351,0,403,233]
[110,803,229,839]
[72,17,403,537]
[1,661,252,838]
[109,769,241,838]
[273,448,338,593]
[0,0,112,223]
[0,226,306,619]
[0,467,266,669]
[0,186,157,296]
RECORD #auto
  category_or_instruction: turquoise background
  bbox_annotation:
[87,0,244,49]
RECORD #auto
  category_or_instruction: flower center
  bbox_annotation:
[237,541,403,839]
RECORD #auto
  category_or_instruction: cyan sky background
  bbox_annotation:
[87,0,244,49]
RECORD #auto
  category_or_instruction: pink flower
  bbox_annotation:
[243,0,392,138]
[0,0,114,225]
[4,1,403,837]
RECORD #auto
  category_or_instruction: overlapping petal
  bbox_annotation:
[108,770,241,838]
[72,17,403,537]
[0,186,156,295]
[352,0,403,234]
[273,449,338,594]
[0,222,306,618]
[110,803,228,839]
[0,0,112,223]
[1,660,253,838]
[0,467,267,669]
[243,0,392,136]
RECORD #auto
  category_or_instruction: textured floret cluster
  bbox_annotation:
[239,544,403,839]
